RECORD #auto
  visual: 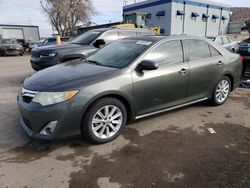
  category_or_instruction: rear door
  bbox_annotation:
[184,39,224,101]
[132,40,189,116]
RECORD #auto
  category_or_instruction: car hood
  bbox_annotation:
[23,59,118,91]
[33,43,94,52]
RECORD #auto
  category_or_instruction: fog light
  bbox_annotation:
[40,121,58,136]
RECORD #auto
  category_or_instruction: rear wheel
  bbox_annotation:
[82,97,127,144]
[210,76,231,106]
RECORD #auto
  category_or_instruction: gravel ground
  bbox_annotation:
[0,55,249,188]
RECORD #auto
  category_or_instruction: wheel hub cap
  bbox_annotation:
[91,105,123,139]
[215,79,230,103]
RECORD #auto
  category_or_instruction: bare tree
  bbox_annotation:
[40,0,95,36]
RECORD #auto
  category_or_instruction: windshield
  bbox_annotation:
[86,39,152,68]
[71,30,102,45]
[1,39,18,44]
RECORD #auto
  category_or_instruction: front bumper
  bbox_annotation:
[30,56,57,71]
[17,92,84,140]
[4,49,23,55]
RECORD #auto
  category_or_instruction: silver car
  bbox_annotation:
[0,39,24,56]
[207,36,238,53]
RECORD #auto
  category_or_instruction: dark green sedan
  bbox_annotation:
[18,36,242,144]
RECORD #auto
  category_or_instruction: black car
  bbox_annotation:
[30,28,154,71]
[238,37,250,77]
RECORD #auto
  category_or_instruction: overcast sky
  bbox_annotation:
[0,0,249,37]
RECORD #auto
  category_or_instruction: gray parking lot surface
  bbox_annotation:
[0,56,250,188]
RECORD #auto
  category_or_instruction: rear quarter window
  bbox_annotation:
[209,45,221,57]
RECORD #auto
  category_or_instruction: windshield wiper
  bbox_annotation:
[87,60,103,66]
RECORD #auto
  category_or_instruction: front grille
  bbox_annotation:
[32,51,40,58]
[6,49,18,52]
[22,115,32,130]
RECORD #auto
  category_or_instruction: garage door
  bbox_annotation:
[2,28,24,39]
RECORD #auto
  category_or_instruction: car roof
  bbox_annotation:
[91,27,154,33]
[122,35,208,43]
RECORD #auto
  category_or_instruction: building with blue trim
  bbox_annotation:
[123,0,231,36]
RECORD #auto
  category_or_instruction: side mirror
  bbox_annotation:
[137,60,159,72]
[93,39,106,48]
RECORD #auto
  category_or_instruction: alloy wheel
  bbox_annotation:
[91,105,123,139]
[215,79,230,103]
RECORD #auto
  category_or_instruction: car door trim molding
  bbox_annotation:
[135,97,208,120]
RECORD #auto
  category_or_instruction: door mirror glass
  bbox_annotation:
[137,60,158,71]
[93,39,106,48]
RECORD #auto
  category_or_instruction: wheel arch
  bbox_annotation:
[81,92,135,124]
[224,73,234,91]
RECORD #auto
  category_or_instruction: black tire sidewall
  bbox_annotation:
[213,76,231,105]
[82,97,127,144]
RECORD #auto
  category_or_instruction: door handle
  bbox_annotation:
[217,61,224,66]
[179,68,188,75]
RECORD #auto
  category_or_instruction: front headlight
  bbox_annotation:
[40,52,57,58]
[32,90,78,106]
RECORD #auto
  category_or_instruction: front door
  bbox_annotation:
[132,40,189,116]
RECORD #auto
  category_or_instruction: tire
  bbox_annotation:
[210,76,231,106]
[0,50,6,56]
[82,97,127,144]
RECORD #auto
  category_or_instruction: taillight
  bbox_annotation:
[57,60,61,64]
[240,56,244,63]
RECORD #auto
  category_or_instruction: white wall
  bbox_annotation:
[0,26,39,41]
[123,0,231,36]
[182,4,208,36]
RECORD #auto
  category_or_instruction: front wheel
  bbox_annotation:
[210,76,231,106]
[82,97,127,144]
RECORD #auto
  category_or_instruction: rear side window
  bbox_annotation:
[143,40,183,66]
[186,40,211,61]
[48,38,56,43]
[119,31,137,38]
[100,31,119,43]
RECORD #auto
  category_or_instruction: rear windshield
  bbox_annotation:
[86,39,152,68]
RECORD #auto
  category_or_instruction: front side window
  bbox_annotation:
[86,39,152,68]
[143,40,183,66]
[186,40,211,61]
[71,30,102,45]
